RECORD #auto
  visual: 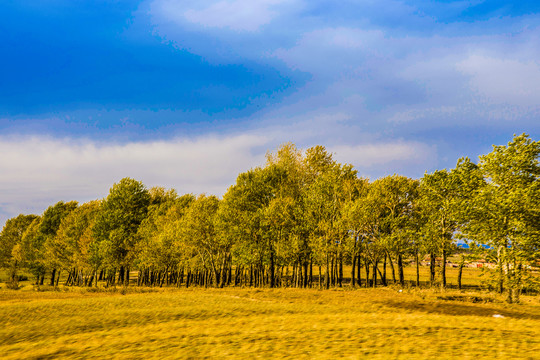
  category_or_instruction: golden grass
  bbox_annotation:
[0,286,539,359]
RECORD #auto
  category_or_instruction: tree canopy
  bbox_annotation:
[2,134,538,302]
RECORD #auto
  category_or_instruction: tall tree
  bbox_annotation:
[93,178,150,286]
[19,201,78,286]
[51,201,101,286]
[462,134,540,302]
[0,214,38,287]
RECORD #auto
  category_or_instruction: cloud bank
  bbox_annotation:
[0,134,433,227]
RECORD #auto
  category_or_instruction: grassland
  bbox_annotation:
[1,284,539,359]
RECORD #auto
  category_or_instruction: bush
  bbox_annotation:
[6,280,20,290]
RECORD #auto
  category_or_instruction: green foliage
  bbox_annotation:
[459,134,540,302]
[0,214,38,288]
[3,135,538,300]
[93,178,150,270]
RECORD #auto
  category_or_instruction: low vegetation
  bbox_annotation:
[0,286,538,359]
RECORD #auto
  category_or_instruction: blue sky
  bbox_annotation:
[1,0,539,225]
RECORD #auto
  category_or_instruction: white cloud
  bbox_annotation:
[153,0,292,32]
[331,141,436,169]
[457,54,540,107]
[273,27,384,74]
[0,134,269,226]
[0,130,441,228]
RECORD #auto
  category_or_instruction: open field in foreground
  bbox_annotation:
[0,287,539,359]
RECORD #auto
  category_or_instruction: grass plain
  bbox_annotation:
[1,281,539,359]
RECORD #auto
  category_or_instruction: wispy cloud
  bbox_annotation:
[0,134,268,225]
[0,132,438,226]
[457,54,540,107]
[331,141,437,178]
[152,0,297,32]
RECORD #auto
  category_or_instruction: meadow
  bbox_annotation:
[1,271,539,359]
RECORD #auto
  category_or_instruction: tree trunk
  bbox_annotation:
[415,247,420,287]
[325,254,330,289]
[387,252,396,284]
[338,253,343,287]
[441,250,447,289]
[318,265,322,289]
[269,249,275,288]
[398,253,405,286]
[309,257,313,288]
[351,255,356,287]
[457,259,464,291]
[372,260,378,288]
[356,256,361,286]
[50,268,56,286]
[365,258,370,288]
[430,252,436,286]
[382,253,387,285]
[219,255,227,288]
[497,245,504,294]
[118,266,124,285]
[330,256,335,287]
[303,261,308,288]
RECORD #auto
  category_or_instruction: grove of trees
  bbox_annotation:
[1,134,539,303]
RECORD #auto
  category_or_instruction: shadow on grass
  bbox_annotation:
[381,297,540,320]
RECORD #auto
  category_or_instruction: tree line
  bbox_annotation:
[1,134,539,303]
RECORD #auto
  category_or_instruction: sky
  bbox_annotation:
[1,0,539,226]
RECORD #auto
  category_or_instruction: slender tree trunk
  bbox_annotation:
[379,260,387,287]
[303,261,309,288]
[309,256,313,288]
[325,254,330,289]
[497,245,504,294]
[515,262,522,303]
[9,261,18,286]
[269,249,275,288]
[505,249,513,303]
[160,267,168,287]
[351,255,356,287]
[50,269,56,286]
[398,253,405,286]
[415,247,420,288]
[338,252,343,288]
[220,255,227,288]
[441,250,447,289]
[387,252,396,283]
[118,266,124,285]
[227,256,233,286]
[179,267,184,286]
[330,256,335,287]
[356,256,361,286]
[372,260,377,288]
[457,259,464,291]
[365,258,370,288]
[382,253,387,285]
[430,253,436,286]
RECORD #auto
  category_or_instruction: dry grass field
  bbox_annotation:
[0,284,539,359]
